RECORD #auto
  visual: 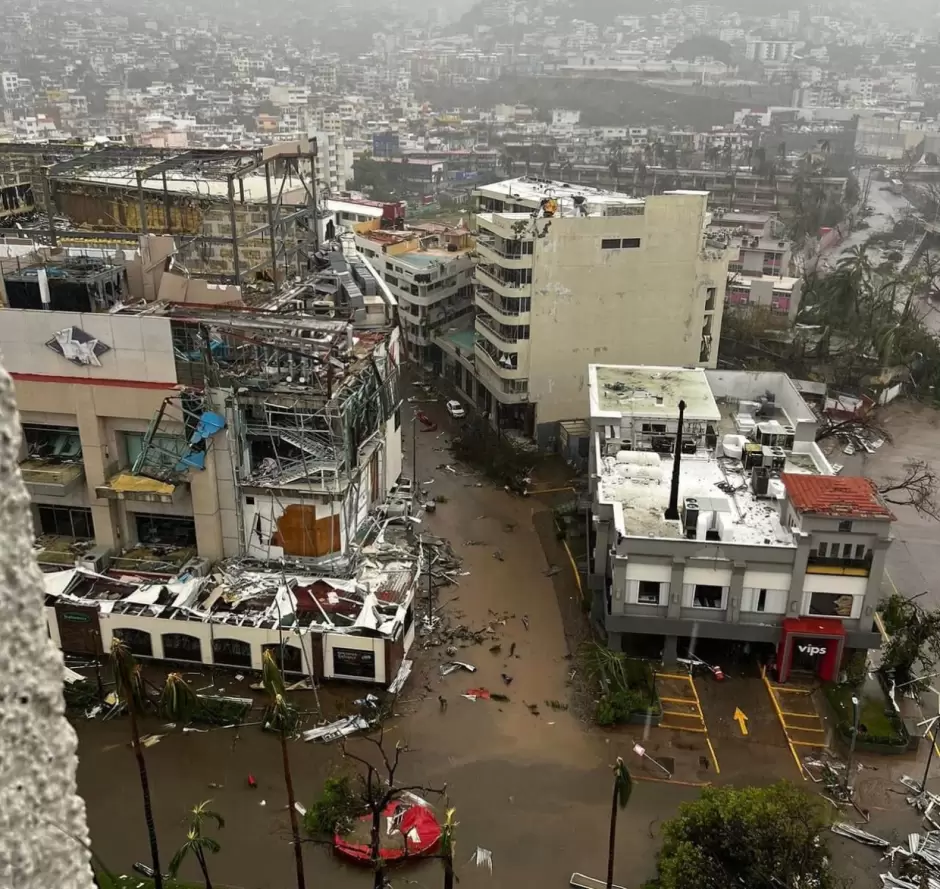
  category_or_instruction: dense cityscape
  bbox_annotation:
[3,1,940,889]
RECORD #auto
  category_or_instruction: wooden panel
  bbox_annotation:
[55,603,101,655]
[273,506,340,557]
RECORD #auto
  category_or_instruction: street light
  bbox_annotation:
[844,695,860,796]
[922,716,939,795]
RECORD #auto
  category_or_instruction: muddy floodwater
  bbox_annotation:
[75,382,926,888]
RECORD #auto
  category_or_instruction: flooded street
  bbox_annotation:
[75,384,698,889]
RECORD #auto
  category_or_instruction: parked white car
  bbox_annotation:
[445,400,466,419]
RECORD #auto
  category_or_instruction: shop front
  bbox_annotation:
[775,617,845,683]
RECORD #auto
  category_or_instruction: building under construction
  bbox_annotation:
[0,141,321,289]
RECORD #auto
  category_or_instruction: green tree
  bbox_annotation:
[169,801,225,889]
[262,650,307,889]
[882,593,940,687]
[654,782,833,889]
[110,638,163,889]
[606,758,633,889]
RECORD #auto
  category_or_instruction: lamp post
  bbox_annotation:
[845,695,860,796]
[922,716,939,795]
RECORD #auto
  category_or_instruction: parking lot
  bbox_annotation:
[647,664,836,787]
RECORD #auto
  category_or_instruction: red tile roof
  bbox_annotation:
[781,474,895,520]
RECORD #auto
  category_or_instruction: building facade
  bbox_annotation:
[469,178,733,445]
[588,365,889,677]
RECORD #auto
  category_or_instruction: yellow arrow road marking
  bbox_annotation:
[733,707,749,736]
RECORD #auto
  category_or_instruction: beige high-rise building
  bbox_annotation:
[469,178,733,446]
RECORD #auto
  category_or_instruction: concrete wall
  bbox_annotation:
[0,309,225,560]
[525,193,730,429]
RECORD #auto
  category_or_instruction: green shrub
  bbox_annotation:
[304,775,361,837]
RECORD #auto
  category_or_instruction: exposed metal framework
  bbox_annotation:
[0,142,319,298]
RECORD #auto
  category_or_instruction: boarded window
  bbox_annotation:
[272,505,341,557]
[162,633,202,662]
[332,646,376,679]
[213,638,252,669]
[114,627,153,658]
[262,642,303,674]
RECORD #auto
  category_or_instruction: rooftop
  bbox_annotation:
[590,365,721,421]
[475,176,646,218]
[781,474,895,520]
[596,449,802,546]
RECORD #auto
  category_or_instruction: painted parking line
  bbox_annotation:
[761,665,828,779]
[655,672,721,775]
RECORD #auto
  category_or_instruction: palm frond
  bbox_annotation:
[110,638,145,713]
[160,672,199,723]
[262,649,286,698]
[192,800,225,831]
[197,836,222,856]
[168,843,190,878]
[613,758,633,809]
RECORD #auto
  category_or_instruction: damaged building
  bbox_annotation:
[43,542,416,686]
[1,237,402,579]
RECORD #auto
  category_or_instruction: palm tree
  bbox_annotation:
[262,650,307,889]
[169,801,225,889]
[160,671,199,723]
[110,638,163,889]
[440,807,458,889]
[605,757,633,889]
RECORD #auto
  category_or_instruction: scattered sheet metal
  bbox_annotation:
[470,847,493,873]
[831,822,890,847]
[387,658,413,695]
[440,661,477,676]
[302,715,371,743]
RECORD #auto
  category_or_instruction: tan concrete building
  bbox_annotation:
[470,178,733,445]
[1,248,403,578]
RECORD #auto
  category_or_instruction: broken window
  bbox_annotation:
[808,593,854,618]
[212,638,253,668]
[756,589,767,612]
[263,642,304,674]
[23,425,82,461]
[838,520,853,533]
[162,633,202,662]
[693,585,724,609]
[37,505,94,539]
[135,513,197,549]
[113,627,153,658]
[124,432,188,473]
[637,580,661,605]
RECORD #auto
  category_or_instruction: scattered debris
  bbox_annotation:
[138,734,163,748]
[471,847,493,873]
[545,700,568,711]
[544,565,562,577]
[830,822,890,847]
[501,673,513,685]
[510,643,517,657]
[440,661,477,676]
[493,550,504,561]
[463,688,492,701]
[388,659,413,696]
[491,693,511,702]
[302,716,371,743]
[522,616,529,631]
[489,644,502,654]
[294,802,307,817]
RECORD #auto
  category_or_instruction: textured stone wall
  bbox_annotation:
[0,362,96,889]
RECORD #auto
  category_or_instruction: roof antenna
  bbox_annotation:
[664,399,686,521]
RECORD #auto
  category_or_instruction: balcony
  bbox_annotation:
[806,553,873,577]
[19,459,85,498]
[475,335,528,380]
[474,354,530,403]
[475,234,533,269]
[476,286,530,325]
[96,470,188,505]
[475,312,522,348]
[475,264,532,299]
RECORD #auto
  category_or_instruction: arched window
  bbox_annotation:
[212,638,252,669]
[162,633,202,663]
[262,642,303,674]
[113,627,153,658]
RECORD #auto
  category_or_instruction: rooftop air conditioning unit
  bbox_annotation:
[77,546,112,574]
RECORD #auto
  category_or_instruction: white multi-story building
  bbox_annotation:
[355,224,476,363]
[311,130,353,194]
[588,364,889,673]
[745,39,802,62]
[468,178,733,446]
[1,71,19,101]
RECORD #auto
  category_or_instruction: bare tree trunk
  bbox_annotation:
[606,776,619,889]
[371,806,385,889]
[279,730,306,889]
[443,851,455,889]
[195,848,213,889]
[129,708,163,889]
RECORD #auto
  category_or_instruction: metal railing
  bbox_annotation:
[476,313,518,344]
